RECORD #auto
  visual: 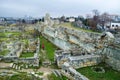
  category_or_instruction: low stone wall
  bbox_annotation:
[55,50,101,68]
[61,62,89,80]
[68,55,102,69]
[2,57,39,67]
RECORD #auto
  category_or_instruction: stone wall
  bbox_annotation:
[2,38,40,67]
[103,47,120,71]
[42,26,101,52]
[40,24,120,71]
[55,50,102,68]
[68,55,101,69]
[61,62,89,80]
[2,57,39,67]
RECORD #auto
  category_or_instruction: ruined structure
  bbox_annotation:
[54,50,101,68]
[40,15,120,72]
[1,38,40,67]
[61,62,89,80]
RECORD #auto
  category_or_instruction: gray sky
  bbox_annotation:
[0,0,120,17]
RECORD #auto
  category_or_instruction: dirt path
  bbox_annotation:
[38,67,52,73]
[38,67,52,80]
[0,62,13,68]
[19,66,52,80]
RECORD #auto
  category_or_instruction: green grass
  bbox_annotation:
[9,73,41,80]
[0,76,9,80]
[35,72,43,75]
[0,50,9,56]
[5,32,22,37]
[40,36,58,61]
[0,38,9,42]
[20,52,34,58]
[47,73,68,80]
[0,33,6,37]
[59,22,101,34]
[76,63,120,80]
[0,32,22,38]
[0,26,4,28]
[21,39,29,45]
[0,73,31,80]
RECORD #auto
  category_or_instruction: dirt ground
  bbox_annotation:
[0,62,13,68]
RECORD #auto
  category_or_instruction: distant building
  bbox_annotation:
[110,15,120,22]
[68,17,75,22]
[66,17,75,22]
[0,17,5,21]
[110,22,120,29]
[0,17,6,25]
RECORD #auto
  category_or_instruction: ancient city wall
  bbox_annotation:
[41,25,120,71]
[42,26,101,52]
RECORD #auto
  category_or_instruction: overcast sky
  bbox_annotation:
[0,0,120,17]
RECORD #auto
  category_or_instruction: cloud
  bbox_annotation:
[0,0,120,17]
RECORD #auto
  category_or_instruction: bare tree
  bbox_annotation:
[91,9,100,30]
[92,9,99,16]
[100,12,110,27]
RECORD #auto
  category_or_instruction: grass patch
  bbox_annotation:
[9,73,41,80]
[0,38,9,42]
[40,36,58,61]
[21,39,29,45]
[0,33,6,37]
[47,73,68,80]
[35,72,43,75]
[20,52,34,58]
[0,73,33,80]
[0,50,9,56]
[76,63,120,80]
[0,32,22,38]
[59,22,101,34]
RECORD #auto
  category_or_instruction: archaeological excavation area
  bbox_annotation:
[0,14,120,80]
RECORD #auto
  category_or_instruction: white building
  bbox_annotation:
[69,18,75,22]
[110,22,120,29]
[66,17,75,22]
